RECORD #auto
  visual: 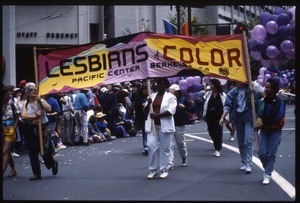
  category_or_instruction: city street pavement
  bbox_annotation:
[2,104,296,201]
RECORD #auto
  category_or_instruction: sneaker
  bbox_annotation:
[11,152,20,157]
[214,150,220,157]
[230,136,235,142]
[182,158,187,167]
[245,166,252,174]
[147,170,158,179]
[143,148,148,156]
[263,174,271,185]
[166,163,173,171]
[159,171,168,179]
[240,164,247,171]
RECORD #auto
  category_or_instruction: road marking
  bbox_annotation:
[185,133,296,200]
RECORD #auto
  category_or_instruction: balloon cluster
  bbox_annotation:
[168,76,203,100]
[256,66,295,89]
[248,7,295,68]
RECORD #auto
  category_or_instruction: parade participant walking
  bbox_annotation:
[167,84,194,169]
[254,78,286,185]
[144,78,177,179]
[203,79,226,157]
[219,82,261,174]
[2,85,18,177]
[21,83,58,180]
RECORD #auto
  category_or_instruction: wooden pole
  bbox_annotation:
[147,79,156,136]
[33,47,44,155]
[242,32,259,150]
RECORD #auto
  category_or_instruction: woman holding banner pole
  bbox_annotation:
[143,78,177,179]
[21,83,58,180]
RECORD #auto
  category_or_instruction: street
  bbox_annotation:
[2,104,296,201]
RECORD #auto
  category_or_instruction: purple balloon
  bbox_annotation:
[194,76,201,84]
[247,39,257,51]
[179,79,188,90]
[288,7,295,27]
[266,45,279,59]
[202,76,210,84]
[251,24,267,41]
[257,79,264,86]
[266,20,278,34]
[255,40,267,52]
[250,51,262,60]
[260,12,272,27]
[277,13,291,26]
[186,76,195,87]
[268,37,281,48]
[285,49,295,59]
[280,40,294,53]
[259,67,266,75]
[269,14,278,22]
[277,25,293,40]
[273,8,284,15]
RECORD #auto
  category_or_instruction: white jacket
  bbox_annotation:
[145,92,177,133]
[203,91,227,118]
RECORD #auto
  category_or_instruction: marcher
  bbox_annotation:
[21,83,58,180]
[2,85,18,177]
[254,78,286,185]
[219,82,261,174]
[203,79,226,157]
[224,81,236,141]
[144,78,177,179]
[167,84,194,169]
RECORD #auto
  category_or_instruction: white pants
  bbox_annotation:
[147,125,173,172]
[169,125,188,166]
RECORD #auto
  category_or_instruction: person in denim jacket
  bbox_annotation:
[254,77,285,185]
[219,82,262,174]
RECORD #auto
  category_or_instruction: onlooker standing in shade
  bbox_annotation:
[255,78,286,185]
[21,83,58,180]
[203,79,226,157]
[144,78,177,179]
[219,82,262,174]
[61,91,75,145]
[74,88,91,146]
[167,84,194,169]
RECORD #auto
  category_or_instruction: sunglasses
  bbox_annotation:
[28,88,37,92]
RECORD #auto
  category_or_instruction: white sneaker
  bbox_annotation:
[240,165,247,171]
[263,174,271,185]
[230,136,235,142]
[159,171,168,179]
[166,163,173,171]
[245,166,252,174]
[147,170,158,179]
[182,158,187,167]
[11,152,20,157]
[214,150,220,157]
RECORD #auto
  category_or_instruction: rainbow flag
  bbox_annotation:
[163,19,177,34]
[181,21,189,36]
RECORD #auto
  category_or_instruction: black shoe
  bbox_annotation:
[143,148,148,156]
[83,142,91,146]
[29,175,42,181]
[52,161,58,175]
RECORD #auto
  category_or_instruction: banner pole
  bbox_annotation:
[242,32,259,150]
[147,79,156,136]
[33,47,44,156]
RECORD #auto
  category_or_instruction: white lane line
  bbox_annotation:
[185,133,296,200]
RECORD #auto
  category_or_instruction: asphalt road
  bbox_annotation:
[2,104,296,201]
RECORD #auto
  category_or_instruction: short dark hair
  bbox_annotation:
[156,78,170,88]
[267,77,280,94]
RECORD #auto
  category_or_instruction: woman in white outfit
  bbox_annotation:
[144,78,177,179]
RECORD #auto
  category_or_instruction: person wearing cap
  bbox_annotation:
[95,112,115,141]
[167,84,195,170]
[143,78,177,179]
[203,79,227,157]
[74,88,92,146]
[21,82,58,180]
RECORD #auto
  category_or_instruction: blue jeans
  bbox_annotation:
[258,129,282,176]
[235,112,254,167]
